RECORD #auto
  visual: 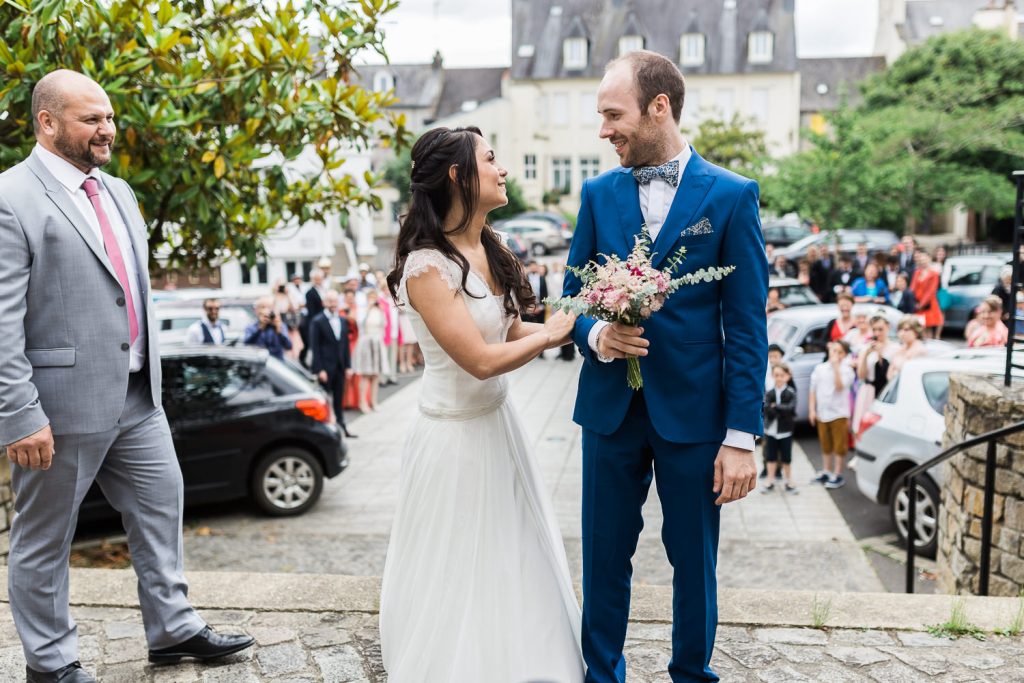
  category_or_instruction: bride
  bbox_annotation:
[380,126,584,683]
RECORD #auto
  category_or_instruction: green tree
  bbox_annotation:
[763,104,902,230]
[487,177,530,222]
[855,28,1024,230]
[686,114,768,181]
[0,0,409,268]
[382,143,412,210]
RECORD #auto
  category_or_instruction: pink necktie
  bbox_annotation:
[82,178,139,344]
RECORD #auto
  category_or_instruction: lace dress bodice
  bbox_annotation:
[398,249,515,419]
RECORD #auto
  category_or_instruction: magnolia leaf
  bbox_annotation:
[213,156,226,179]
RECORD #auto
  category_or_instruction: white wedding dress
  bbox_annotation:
[380,249,584,683]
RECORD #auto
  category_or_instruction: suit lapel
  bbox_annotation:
[650,149,716,269]
[26,152,119,282]
[612,168,645,253]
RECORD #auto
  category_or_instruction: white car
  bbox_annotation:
[854,348,1022,558]
[496,217,565,255]
[156,305,256,346]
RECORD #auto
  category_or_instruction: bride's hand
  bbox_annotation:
[543,310,577,347]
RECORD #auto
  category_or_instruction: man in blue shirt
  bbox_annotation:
[244,295,292,359]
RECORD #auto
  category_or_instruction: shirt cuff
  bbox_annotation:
[723,429,755,451]
[587,320,614,363]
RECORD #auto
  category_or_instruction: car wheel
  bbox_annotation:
[890,474,940,559]
[251,447,324,516]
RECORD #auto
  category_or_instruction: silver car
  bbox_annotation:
[766,304,952,422]
[854,349,1023,557]
[156,305,256,346]
[940,253,1012,331]
[496,217,565,255]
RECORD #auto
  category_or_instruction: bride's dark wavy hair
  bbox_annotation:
[386,126,535,317]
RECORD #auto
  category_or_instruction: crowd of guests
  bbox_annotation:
[185,259,426,437]
[767,234,1017,345]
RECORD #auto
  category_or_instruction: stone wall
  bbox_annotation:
[0,450,12,565]
[938,373,1024,596]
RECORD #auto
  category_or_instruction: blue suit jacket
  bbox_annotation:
[563,148,768,444]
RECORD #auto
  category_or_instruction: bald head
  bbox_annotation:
[32,70,115,173]
[32,70,103,134]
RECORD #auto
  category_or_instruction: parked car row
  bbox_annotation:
[493,210,573,256]
[776,228,900,262]
[940,252,1013,331]
[79,346,349,524]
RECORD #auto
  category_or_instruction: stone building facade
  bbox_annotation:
[938,373,1024,596]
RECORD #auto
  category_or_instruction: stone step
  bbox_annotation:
[4,568,1022,634]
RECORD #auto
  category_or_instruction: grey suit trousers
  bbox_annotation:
[8,371,204,671]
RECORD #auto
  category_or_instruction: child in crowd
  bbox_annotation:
[760,343,787,480]
[761,362,798,494]
[809,340,856,490]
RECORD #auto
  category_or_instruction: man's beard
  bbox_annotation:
[624,116,670,168]
[54,124,112,170]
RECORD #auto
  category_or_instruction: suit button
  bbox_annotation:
[121,343,130,351]
[116,296,126,307]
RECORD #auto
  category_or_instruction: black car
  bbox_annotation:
[79,347,348,522]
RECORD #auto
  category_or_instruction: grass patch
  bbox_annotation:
[993,589,1024,637]
[927,598,986,640]
[811,594,832,630]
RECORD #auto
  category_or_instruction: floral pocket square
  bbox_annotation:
[681,217,713,237]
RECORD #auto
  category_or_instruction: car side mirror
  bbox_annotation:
[789,346,804,358]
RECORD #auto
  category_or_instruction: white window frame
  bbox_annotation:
[563,37,588,70]
[580,92,600,125]
[372,71,394,93]
[524,154,537,180]
[680,33,705,67]
[748,31,774,64]
[618,35,644,56]
[579,156,600,183]
[551,157,573,194]
[750,87,769,125]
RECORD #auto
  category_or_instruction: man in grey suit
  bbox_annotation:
[0,70,254,682]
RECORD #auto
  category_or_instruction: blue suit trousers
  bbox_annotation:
[582,391,721,683]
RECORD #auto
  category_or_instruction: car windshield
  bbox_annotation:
[767,319,799,348]
[921,371,950,414]
[777,286,819,307]
[948,264,1003,287]
[878,375,900,404]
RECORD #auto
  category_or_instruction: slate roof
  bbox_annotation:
[799,56,886,112]
[510,0,797,80]
[353,63,445,110]
[899,0,982,44]
[432,68,507,120]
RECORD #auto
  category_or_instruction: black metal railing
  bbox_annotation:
[1006,170,1024,388]
[905,418,1024,594]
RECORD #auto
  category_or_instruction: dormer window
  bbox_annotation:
[563,37,588,70]
[618,34,644,56]
[680,33,705,67]
[373,71,395,93]
[748,31,774,64]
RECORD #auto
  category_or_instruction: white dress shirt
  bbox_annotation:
[35,144,147,372]
[185,318,226,345]
[586,145,754,451]
[326,311,342,339]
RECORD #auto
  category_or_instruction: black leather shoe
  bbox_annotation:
[25,661,95,683]
[148,626,255,665]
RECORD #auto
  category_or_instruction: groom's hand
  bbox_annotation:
[596,322,649,359]
[713,444,757,505]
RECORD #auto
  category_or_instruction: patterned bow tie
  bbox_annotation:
[632,160,680,187]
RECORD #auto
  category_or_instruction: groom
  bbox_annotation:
[0,69,253,682]
[564,51,768,682]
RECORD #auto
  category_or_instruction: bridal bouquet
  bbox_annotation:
[547,227,735,389]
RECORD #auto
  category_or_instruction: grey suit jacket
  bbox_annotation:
[0,148,161,443]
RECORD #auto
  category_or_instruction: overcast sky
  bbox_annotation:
[361,0,879,66]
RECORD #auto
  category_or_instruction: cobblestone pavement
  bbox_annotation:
[2,605,1023,682]
[154,355,883,592]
